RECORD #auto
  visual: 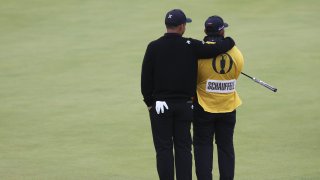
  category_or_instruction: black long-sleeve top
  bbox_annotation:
[141,33,235,107]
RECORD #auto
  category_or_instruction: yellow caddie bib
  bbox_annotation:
[197,42,244,113]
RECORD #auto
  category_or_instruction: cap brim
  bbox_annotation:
[224,22,229,28]
[186,18,192,23]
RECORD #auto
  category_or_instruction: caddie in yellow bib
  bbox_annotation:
[193,15,244,180]
[197,42,244,113]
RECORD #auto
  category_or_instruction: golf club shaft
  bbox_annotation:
[241,72,277,92]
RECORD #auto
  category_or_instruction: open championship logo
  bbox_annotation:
[212,53,234,74]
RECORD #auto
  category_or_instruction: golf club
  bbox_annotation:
[241,72,277,92]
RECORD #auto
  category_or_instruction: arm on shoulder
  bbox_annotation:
[194,37,235,59]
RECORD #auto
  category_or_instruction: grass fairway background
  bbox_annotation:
[0,0,319,179]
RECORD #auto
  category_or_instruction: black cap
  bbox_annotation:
[205,15,228,32]
[165,9,192,26]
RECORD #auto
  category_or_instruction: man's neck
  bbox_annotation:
[204,35,224,42]
[167,30,182,35]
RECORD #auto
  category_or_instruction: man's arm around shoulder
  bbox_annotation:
[193,37,235,59]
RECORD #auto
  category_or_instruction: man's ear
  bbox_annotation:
[178,24,185,31]
[219,29,225,36]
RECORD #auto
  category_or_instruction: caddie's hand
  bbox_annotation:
[155,101,169,114]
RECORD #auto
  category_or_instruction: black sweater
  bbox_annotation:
[141,33,235,106]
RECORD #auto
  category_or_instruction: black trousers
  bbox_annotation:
[193,103,236,180]
[149,100,193,180]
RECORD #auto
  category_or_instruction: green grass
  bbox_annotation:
[0,0,319,179]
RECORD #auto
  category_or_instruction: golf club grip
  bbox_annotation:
[252,77,277,92]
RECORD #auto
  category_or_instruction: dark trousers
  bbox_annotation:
[149,100,193,180]
[193,104,236,180]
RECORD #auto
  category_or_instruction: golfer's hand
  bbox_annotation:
[155,101,169,114]
[224,37,235,46]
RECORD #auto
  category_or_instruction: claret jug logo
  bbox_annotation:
[212,53,233,74]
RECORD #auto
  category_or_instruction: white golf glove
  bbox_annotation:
[155,101,169,114]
